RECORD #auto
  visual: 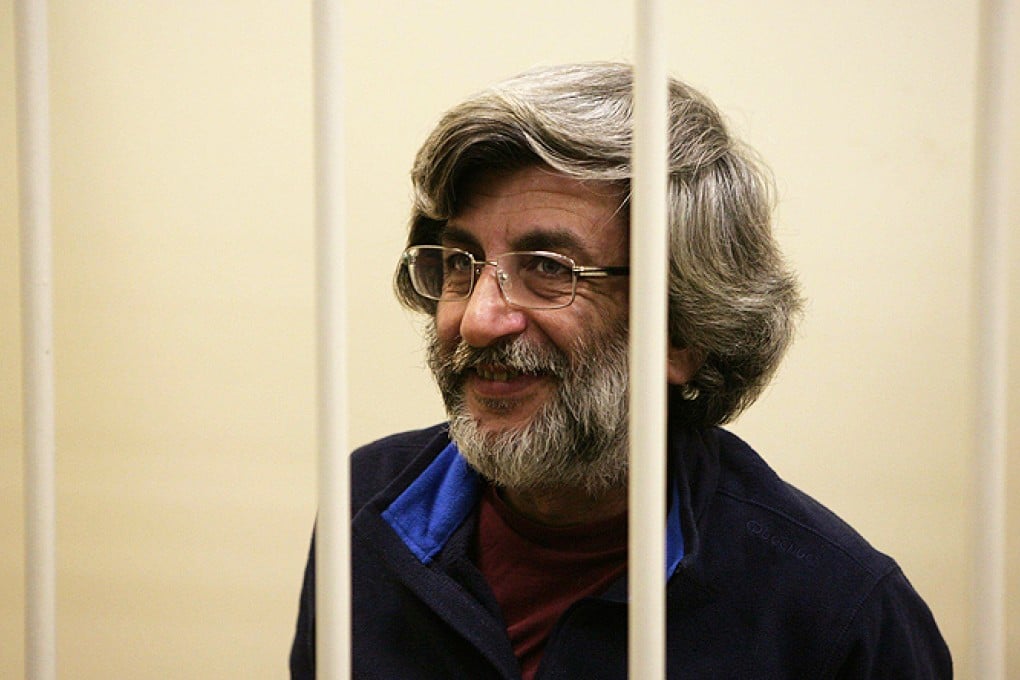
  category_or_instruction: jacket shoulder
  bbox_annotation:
[702,429,951,677]
[710,428,893,577]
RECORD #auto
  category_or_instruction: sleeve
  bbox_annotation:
[289,533,317,679]
[827,567,953,679]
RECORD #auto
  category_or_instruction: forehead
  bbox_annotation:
[444,166,628,261]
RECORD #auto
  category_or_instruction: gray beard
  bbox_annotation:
[425,321,629,496]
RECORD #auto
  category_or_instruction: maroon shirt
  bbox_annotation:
[475,485,628,680]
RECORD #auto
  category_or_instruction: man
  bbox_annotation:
[291,63,951,678]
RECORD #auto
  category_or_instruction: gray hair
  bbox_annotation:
[395,62,802,428]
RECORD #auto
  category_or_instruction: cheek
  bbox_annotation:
[434,303,464,343]
[551,296,628,346]
[530,312,587,355]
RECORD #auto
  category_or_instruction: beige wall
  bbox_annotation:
[1,1,1016,677]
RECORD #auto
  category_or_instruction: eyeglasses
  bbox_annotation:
[402,245,630,310]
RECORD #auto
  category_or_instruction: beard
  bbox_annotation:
[425,320,629,496]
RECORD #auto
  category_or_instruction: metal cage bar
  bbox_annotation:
[973,1,1016,678]
[16,0,57,678]
[629,0,670,678]
[313,1,353,678]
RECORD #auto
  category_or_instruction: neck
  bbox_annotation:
[498,484,628,527]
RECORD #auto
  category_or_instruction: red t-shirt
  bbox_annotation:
[475,485,628,680]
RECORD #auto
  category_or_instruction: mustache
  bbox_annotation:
[436,337,571,381]
[426,334,575,387]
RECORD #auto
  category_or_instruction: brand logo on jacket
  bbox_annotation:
[745,520,821,567]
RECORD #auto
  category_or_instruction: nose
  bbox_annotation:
[458,263,528,347]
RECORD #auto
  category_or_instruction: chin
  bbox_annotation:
[466,395,544,429]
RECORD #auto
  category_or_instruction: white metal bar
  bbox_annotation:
[313,1,352,678]
[15,1,57,679]
[629,0,669,678]
[973,1,1015,678]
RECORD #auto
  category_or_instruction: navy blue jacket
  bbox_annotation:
[290,423,951,678]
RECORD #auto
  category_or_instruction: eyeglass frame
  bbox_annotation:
[401,244,631,310]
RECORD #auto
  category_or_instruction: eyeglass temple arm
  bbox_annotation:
[576,265,630,278]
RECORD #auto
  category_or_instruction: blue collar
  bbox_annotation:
[382,442,685,576]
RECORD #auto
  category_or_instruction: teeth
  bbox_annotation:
[477,365,520,381]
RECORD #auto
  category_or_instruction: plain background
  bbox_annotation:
[2,1,1017,677]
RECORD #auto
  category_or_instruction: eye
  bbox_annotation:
[444,251,473,273]
[523,254,571,279]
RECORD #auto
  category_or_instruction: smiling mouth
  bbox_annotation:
[474,364,537,382]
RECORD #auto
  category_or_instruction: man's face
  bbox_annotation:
[427,165,631,494]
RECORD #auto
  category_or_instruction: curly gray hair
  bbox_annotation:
[395,62,802,428]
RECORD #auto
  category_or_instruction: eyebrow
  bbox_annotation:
[438,224,481,251]
[439,224,597,261]
[513,229,589,257]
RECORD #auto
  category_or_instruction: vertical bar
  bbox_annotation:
[629,0,669,678]
[15,1,57,679]
[973,1,1015,678]
[313,1,351,678]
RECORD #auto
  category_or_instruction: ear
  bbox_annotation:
[667,346,699,385]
